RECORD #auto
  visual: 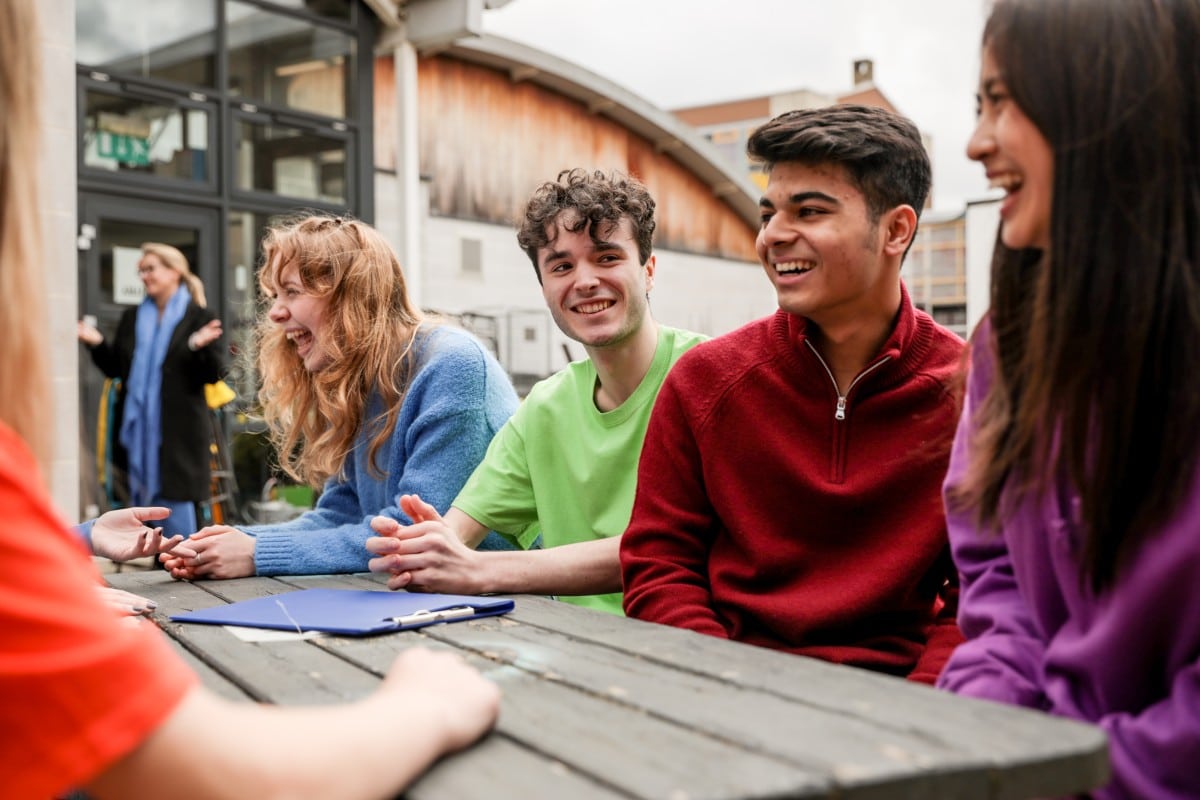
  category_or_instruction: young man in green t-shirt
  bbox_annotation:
[365,169,705,614]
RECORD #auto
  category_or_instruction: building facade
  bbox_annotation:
[47,0,774,518]
[376,36,774,390]
[902,211,968,339]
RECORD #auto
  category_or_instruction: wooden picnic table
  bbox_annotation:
[107,570,1110,800]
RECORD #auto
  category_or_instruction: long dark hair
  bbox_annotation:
[956,0,1200,591]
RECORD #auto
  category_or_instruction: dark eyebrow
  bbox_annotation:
[761,191,839,209]
[790,191,839,205]
[539,249,570,268]
[541,239,625,268]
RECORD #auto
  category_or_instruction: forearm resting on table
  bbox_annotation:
[88,659,497,800]
[395,508,622,596]
[445,507,621,597]
[484,536,623,596]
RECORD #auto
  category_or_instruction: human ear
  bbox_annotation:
[643,254,656,293]
[881,205,918,257]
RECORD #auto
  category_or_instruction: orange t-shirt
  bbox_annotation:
[0,422,197,798]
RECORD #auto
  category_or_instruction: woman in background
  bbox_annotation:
[78,242,225,537]
[938,1,1200,797]
[1,1,499,796]
[162,214,519,579]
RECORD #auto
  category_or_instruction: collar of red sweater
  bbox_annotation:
[780,282,940,391]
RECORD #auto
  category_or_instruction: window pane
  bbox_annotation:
[76,0,216,87]
[931,249,960,278]
[227,0,356,118]
[933,305,967,326]
[83,91,211,182]
[235,119,347,203]
[96,220,199,307]
[930,226,958,244]
[931,282,965,300]
[226,210,273,407]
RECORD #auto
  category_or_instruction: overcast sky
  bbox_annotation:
[483,0,993,214]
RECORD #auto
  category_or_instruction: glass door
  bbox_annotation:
[77,194,219,511]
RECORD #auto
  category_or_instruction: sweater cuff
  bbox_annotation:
[75,519,96,551]
[246,529,290,576]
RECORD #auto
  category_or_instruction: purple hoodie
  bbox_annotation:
[937,321,1200,800]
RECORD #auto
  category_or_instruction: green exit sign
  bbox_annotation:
[96,131,151,166]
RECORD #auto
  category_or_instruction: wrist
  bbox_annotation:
[477,550,521,595]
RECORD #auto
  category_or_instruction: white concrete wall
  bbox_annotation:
[42,0,79,519]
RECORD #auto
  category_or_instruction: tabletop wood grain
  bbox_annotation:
[107,570,1109,800]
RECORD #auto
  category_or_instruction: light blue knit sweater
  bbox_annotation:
[246,325,519,575]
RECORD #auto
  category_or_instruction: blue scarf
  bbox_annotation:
[120,284,191,504]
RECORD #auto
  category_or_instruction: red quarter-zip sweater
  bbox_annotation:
[621,290,965,682]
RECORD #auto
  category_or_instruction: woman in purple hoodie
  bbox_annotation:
[937,1,1200,798]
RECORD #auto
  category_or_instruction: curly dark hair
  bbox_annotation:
[747,104,930,224]
[516,168,656,283]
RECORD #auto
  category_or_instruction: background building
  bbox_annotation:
[903,211,968,338]
[43,0,774,518]
[38,0,999,519]
[670,60,969,336]
[378,35,774,392]
[671,59,929,196]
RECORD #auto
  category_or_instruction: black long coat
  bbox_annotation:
[88,302,226,502]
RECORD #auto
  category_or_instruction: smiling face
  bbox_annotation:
[267,259,332,372]
[138,252,182,305]
[537,214,655,351]
[969,46,1054,251]
[756,161,904,332]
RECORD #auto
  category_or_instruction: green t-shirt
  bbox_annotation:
[453,325,707,615]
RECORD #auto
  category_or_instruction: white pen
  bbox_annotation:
[391,606,476,626]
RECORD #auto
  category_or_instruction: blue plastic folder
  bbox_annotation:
[171,589,514,636]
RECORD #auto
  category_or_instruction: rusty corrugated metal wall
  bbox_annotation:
[376,55,758,262]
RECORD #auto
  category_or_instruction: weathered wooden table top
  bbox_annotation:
[108,570,1109,800]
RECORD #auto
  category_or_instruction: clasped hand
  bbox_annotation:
[366,494,482,593]
[160,525,256,580]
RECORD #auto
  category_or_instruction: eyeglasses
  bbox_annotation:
[137,263,159,275]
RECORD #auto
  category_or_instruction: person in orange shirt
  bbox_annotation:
[0,2,499,798]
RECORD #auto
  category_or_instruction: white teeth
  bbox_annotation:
[988,173,1022,192]
[775,261,814,274]
[575,300,613,313]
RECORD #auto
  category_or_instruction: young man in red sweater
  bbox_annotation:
[619,105,965,684]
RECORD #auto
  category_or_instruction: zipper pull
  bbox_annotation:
[835,396,847,421]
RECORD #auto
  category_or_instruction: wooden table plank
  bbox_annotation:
[116,573,383,704]
[324,634,829,800]
[166,638,251,703]
[109,574,640,799]
[417,611,985,799]
[105,573,1109,800]
[505,595,1110,799]
[408,736,631,800]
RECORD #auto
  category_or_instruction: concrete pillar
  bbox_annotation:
[40,0,80,519]
[394,38,424,306]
